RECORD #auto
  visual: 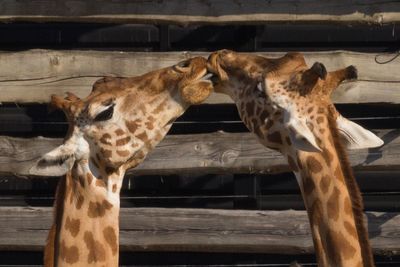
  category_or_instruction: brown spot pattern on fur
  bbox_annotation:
[265,119,274,130]
[64,216,80,237]
[103,226,118,255]
[136,131,149,143]
[324,231,342,265]
[334,165,346,185]
[327,187,340,221]
[327,231,357,261]
[100,133,112,145]
[319,174,331,194]
[60,240,79,264]
[152,99,167,114]
[101,148,112,159]
[307,107,314,113]
[116,150,130,157]
[287,155,298,172]
[78,175,85,187]
[86,173,93,184]
[303,176,316,195]
[105,166,115,175]
[322,148,333,166]
[309,199,322,226]
[125,119,141,133]
[112,184,117,193]
[95,178,107,188]
[88,200,113,218]
[296,154,303,170]
[306,156,322,173]
[344,221,358,240]
[316,116,324,124]
[145,116,156,130]
[344,196,352,215]
[267,131,283,144]
[116,136,131,146]
[76,194,84,210]
[246,102,254,117]
[84,231,106,263]
[115,129,125,136]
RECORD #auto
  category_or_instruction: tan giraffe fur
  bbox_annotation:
[207,50,383,267]
[30,57,214,267]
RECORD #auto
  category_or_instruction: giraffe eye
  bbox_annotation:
[174,60,191,73]
[177,60,190,68]
[94,105,114,122]
[256,82,266,98]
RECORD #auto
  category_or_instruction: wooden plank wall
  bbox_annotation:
[0,50,399,104]
[1,207,399,256]
[1,130,399,177]
[0,0,399,24]
[0,1,400,266]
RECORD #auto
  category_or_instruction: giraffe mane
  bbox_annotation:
[327,110,375,267]
[44,175,66,267]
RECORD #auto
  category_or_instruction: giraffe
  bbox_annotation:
[207,50,384,267]
[29,56,214,267]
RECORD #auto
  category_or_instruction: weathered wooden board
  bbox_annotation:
[0,50,399,104]
[0,0,399,25]
[0,129,398,177]
[0,207,399,255]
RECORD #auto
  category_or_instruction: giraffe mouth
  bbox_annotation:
[37,154,74,168]
[201,72,218,85]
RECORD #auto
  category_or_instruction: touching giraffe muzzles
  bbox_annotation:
[29,56,214,267]
[207,50,383,267]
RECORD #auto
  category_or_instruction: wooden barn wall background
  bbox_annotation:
[0,1,400,266]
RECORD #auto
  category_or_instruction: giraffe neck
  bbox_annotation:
[286,115,374,267]
[229,82,284,150]
[45,161,123,267]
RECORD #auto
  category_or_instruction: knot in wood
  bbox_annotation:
[50,56,59,66]
[220,150,239,165]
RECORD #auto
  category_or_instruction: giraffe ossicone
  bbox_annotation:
[30,56,214,267]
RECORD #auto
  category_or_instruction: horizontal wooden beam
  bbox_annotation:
[0,129,398,177]
[0,207,398,255]
[0,50,399,104]
[0,1,399,25]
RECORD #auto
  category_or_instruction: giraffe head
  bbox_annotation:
[207,50,383,151]
[30,57,214,177]
[260,61,383,152]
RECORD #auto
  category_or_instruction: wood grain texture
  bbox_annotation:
[0,129,398,177]
[0,0,399,24]
[0,50,399,104]
[0,207,398,255]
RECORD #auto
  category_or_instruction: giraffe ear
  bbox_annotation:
[284,110,322,152]
[336,115,384,149]
[29,145,75,176]
[180,80,213,105]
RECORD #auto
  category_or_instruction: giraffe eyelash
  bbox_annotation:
[256,82,266,98]
[94,104,115,122]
